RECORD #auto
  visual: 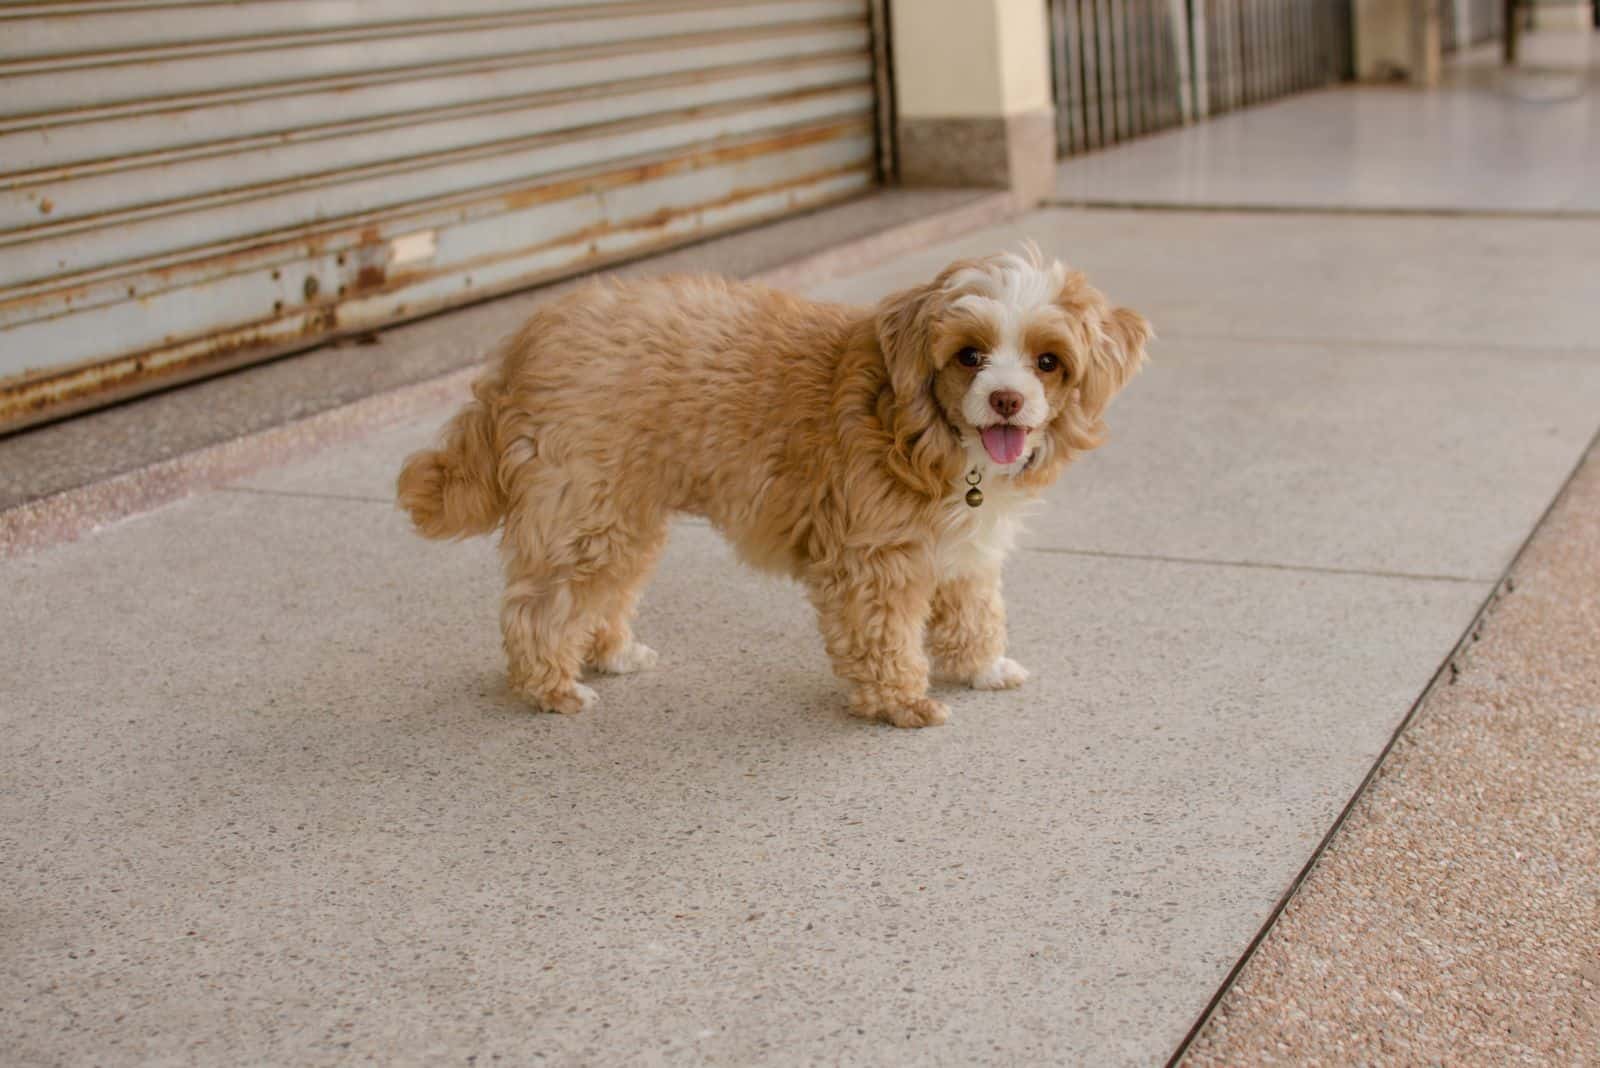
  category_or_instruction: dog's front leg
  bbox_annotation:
[808,554,948,728]
[927,569,1029,691]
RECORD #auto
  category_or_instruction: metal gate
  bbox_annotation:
[1050,0,1351,156]
[0,1,882,432]
[1442,0,1505,52]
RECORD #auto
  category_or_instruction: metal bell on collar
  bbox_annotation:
[965,470,983,508]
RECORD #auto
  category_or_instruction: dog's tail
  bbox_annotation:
[396,379,506,540]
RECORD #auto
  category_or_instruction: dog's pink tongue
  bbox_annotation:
[980,425,1027,465]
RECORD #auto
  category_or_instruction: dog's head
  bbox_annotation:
[876,245,1150,493]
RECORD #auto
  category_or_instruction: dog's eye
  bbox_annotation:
[956,347,983,368]
[1036,352,1061,373]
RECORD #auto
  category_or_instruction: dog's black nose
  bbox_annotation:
[989,390,1024,418]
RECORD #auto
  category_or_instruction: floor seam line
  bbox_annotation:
[1127,330,1600,358]
[1044,198,1600,222]
[1023,546,1492,585]
[220,486,393,505]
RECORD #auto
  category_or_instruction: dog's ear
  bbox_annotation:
[872,279,956,493]
[1078,305,1151,422]
[874,279,942,426]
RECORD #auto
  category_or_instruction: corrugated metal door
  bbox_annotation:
[0,1,882,431]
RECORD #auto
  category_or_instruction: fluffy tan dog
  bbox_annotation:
[397,247,1149,728]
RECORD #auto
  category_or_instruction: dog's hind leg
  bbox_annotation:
[499,475,669,712]
[497,472,608,714]
[583,516,669,676]
[500,563,594,715]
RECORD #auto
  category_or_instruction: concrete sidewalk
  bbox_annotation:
[7,61,1600,1067]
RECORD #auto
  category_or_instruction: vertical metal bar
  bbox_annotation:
[1307,0,1318,85]
[1290,0,1302,93]
[1126,0,1139,140]
[1149,0,1167,128]
[1233,0,1247,109]
[1113,0,1126,144]
[1109,0,1128,142]
[1286,0,1299,90]
[1057,0,1077,155]
[1286,0,1296,94]
[1188,0,1208,119]
[1258,0,1271,103]
[1319,0,1334,82]
[1171,0,1184,127]
[867,0,896,184]
[1255,0,1267,103]
[1049,0,1068,152]
[1323,0,1337,80]
[1232,0,1247,111]
[1263,0,1277,100]
[1285,0,1299,95]
[1253,0,1267,103]
[1125,0,1138,139]
[1055,0,1086,154]
[1095,0,1116,144]
[1317,0,1332,83]
[1234,0,1247,107]
[1216,0,1228,113]
[1129,0,1145,136]
[1072,0,1089,152]
[1129,0,1148,136]
[1157,0,1176,129]
[1154,0,1171,130]
[1203,0,1216,112]
[1151,0,1169,128]
[1083,0,1103,148]
[1299,0,1314,90]
[1306,0,1318,86]
[1216,0,1228,112]
[1270,0,1280,100]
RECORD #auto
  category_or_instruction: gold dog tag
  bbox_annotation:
[965,471,983,508]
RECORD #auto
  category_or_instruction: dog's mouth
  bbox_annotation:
[978,424,1031,465]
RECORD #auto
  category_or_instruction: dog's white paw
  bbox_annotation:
[595,640,658,675]
[971,657,1029,691]
[539,683,598,715]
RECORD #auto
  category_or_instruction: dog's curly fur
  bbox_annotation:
[398,248,1149,727]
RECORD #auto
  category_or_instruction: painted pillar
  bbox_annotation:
[1353,0,1441,84]
[889,0,1057,205]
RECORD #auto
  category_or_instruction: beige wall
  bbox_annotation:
[891,0,1053,118]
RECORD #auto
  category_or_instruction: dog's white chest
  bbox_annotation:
[935,482,1029,580]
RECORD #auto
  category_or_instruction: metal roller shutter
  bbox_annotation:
[0,0,882,431]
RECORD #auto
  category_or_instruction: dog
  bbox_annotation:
[397,246,1149,728]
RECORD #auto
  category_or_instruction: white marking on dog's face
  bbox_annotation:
[941,249,1069,475]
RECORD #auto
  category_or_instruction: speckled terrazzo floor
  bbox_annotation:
[6,197,1600,1064]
